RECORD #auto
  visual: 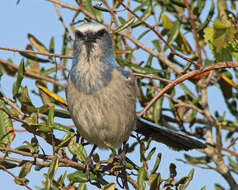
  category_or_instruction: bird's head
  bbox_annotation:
[73,23,114,62]
[69,23,117,94]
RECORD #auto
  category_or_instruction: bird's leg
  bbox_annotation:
[84,144,97,173]
[115,141,128,165]
[115,142,129,190]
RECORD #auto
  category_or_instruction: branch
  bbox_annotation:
[0,147,85,170]
[47,0,96,20]
[139,61,238,116]
[0,58,65,88]
[118,0,201,69]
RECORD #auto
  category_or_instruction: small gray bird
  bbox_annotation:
[66,23,206,151]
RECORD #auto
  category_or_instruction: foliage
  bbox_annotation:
[0,0,238,189]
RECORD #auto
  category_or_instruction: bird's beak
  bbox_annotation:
[84,32,96,43]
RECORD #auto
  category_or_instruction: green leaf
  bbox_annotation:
[56,131,74,151]
[179,168,194,190]
[183,154,210,164]
[152,96,163,124]
[146,147,156,161]
[93,5,109,12]
[132,0,152,27]
[54,109,71,118]
[44,174,51,190]
[137,167,147,190]
[228,157,238,171]
[128,63,165,74]
[113,17,135,33]
[101,183,116,190]
[0,101,14,148]
[19,162,33,178]
[18,86,36,114]
[150,173,161,190]
[77,183,87,190]
[118,16,126,25]
[169,163,177,178]
[48,104,55,127]
[81,0,102,22]
[20,52,49,63]
[196,0,214,32]
[14,177,29,186]
[48,156,59,180]
[68,143,87,162]
[0,160,17,169]
[167,21,180,45]
[0,58,18,76]
[49,36,55,54]
[214,184,225,190]
[13,58,25,99]
[138,29,150,40]
[179,83,195,99]
[151,153,161,174]
[53,123,72,132]
[56,170,67,185]
[175,176,189,186]
[68,170,97,183]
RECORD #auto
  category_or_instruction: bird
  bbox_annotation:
[65,22,206,152]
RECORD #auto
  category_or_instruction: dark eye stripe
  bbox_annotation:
[95,29,106,37]
[75,30,84,38]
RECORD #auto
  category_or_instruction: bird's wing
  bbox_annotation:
[115,67,137,87]
[136,117,206,151]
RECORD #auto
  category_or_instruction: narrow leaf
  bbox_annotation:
[48,156,59,180]
[28,33,49,53]
[13,58,25,99]
[68,143,87,162]
[113,17,135,33]
[19,162,33,178]
[37,84,68,106]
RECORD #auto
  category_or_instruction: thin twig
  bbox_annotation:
[1,96,25,119]
[184,0,202,65]
[0,165,33,190]
[226,136,238,149]
[0,46,72,59]
[53,4,73,45]
[133,73,171,83]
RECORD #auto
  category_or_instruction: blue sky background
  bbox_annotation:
[0,0,237,189]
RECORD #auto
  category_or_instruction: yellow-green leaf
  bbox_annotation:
[28,33,49,54]
[13,58,25,99]
[68,143,87,162]
[0,101,14,148]
[113,17,135,33]
[19,162,33,178]
[37,84,68,106]
[101,183,116,190]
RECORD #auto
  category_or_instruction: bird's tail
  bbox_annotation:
[136,117,206,151]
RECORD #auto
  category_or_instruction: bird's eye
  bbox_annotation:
[75,30,84,38]
[96,29,106,37]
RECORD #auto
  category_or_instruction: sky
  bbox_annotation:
[0,0,236,190]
